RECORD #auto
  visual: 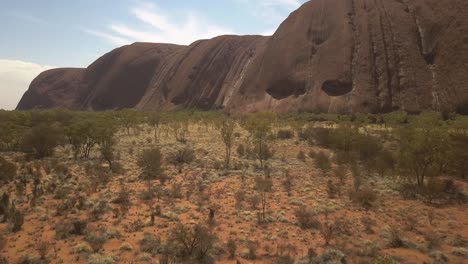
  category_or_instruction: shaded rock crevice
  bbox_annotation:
[266,79,307,100]
[322,80,353,97]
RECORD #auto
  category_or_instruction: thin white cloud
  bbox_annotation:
[81,28,131,46]
[85,2,235,46]
[234,0,306,35]
[0,60,55,110]
[7,10,49,25]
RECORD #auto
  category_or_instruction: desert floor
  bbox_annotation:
[1,123,467,264]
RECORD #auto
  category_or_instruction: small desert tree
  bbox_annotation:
[255,175,273,223]
[99,138,115,169]
[148,112,162,144]
[170,223,217,262]
[0,122,24,151]
[118,109,139,135]
[97,120,118,169]
[242,113,275,168]
[219,118,236,167]
[138,148,166,194]
[397,113,449,187]
[66,119,97,159]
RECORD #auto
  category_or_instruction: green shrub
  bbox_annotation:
[297,151,306,162]
[0,157,16,183]
[384,227,405,248]
[167,147,195,173]
[119,242,133,252]
[71,243,93,255]
[349,185,377,209]
[294,207,320,229]
[7,205,24,232]
[139,233,162,255]
[452,247,468,257]
[55,219,88,239]
[277,129,294,140]
[90,199,109,221]
[138,148,166,192]
[87,253,119,264]
[169,223,217,262]
[85,230,108,253]
[314,152,331,175]
[226,239,237,259]
[309,127,332,147]
[20,124,63,158]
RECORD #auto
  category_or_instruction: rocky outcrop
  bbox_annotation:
[227,0,468,114]
[137,35,268,111]
[16,68,84,110]
[17,0,468,114]
[76,43,185,110]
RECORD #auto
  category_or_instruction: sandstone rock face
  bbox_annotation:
[16,68,84,110]
[137,35,268,111]
[227,0,468,114]
[17,0,468,114]
[76,43,185,110]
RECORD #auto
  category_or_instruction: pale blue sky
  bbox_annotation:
[0,0,307,67]
[0,0,307,109]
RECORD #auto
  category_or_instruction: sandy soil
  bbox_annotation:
[0,123,467,264]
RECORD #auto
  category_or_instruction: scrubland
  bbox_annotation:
[0,110,467,264]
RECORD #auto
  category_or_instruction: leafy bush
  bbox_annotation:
[384,226,405,248]
[139,233,162,255]
[169,223,217,263]
[0,157,16,183]
[226,239,237,259]
[277,129,294,140]
[7,205,24,232]
[297,151,306,162]
[87,253,119,264]
[35,240,51,260]
[294,207,320,229]
[308,127,332,147]
[20,124,63,158]
[119,242,133,252]
[167,147,195,173]
[55,219,88,239]
[90,199,109,221]
[85,230,108,253]
[314,152,331,175]
[349,185,377,209]
[138,148,166,192]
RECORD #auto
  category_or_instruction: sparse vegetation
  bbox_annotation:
[167,147,195,173]
[138,147,166,193]
[219,117,236,167]
[0,110,466,263]
[0,157,16,183]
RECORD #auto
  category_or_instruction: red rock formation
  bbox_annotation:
[227,0,468,114]
[138,35,268,111]
[17,0,468,114]
[16,68,84,110]
[76,42,185,110]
